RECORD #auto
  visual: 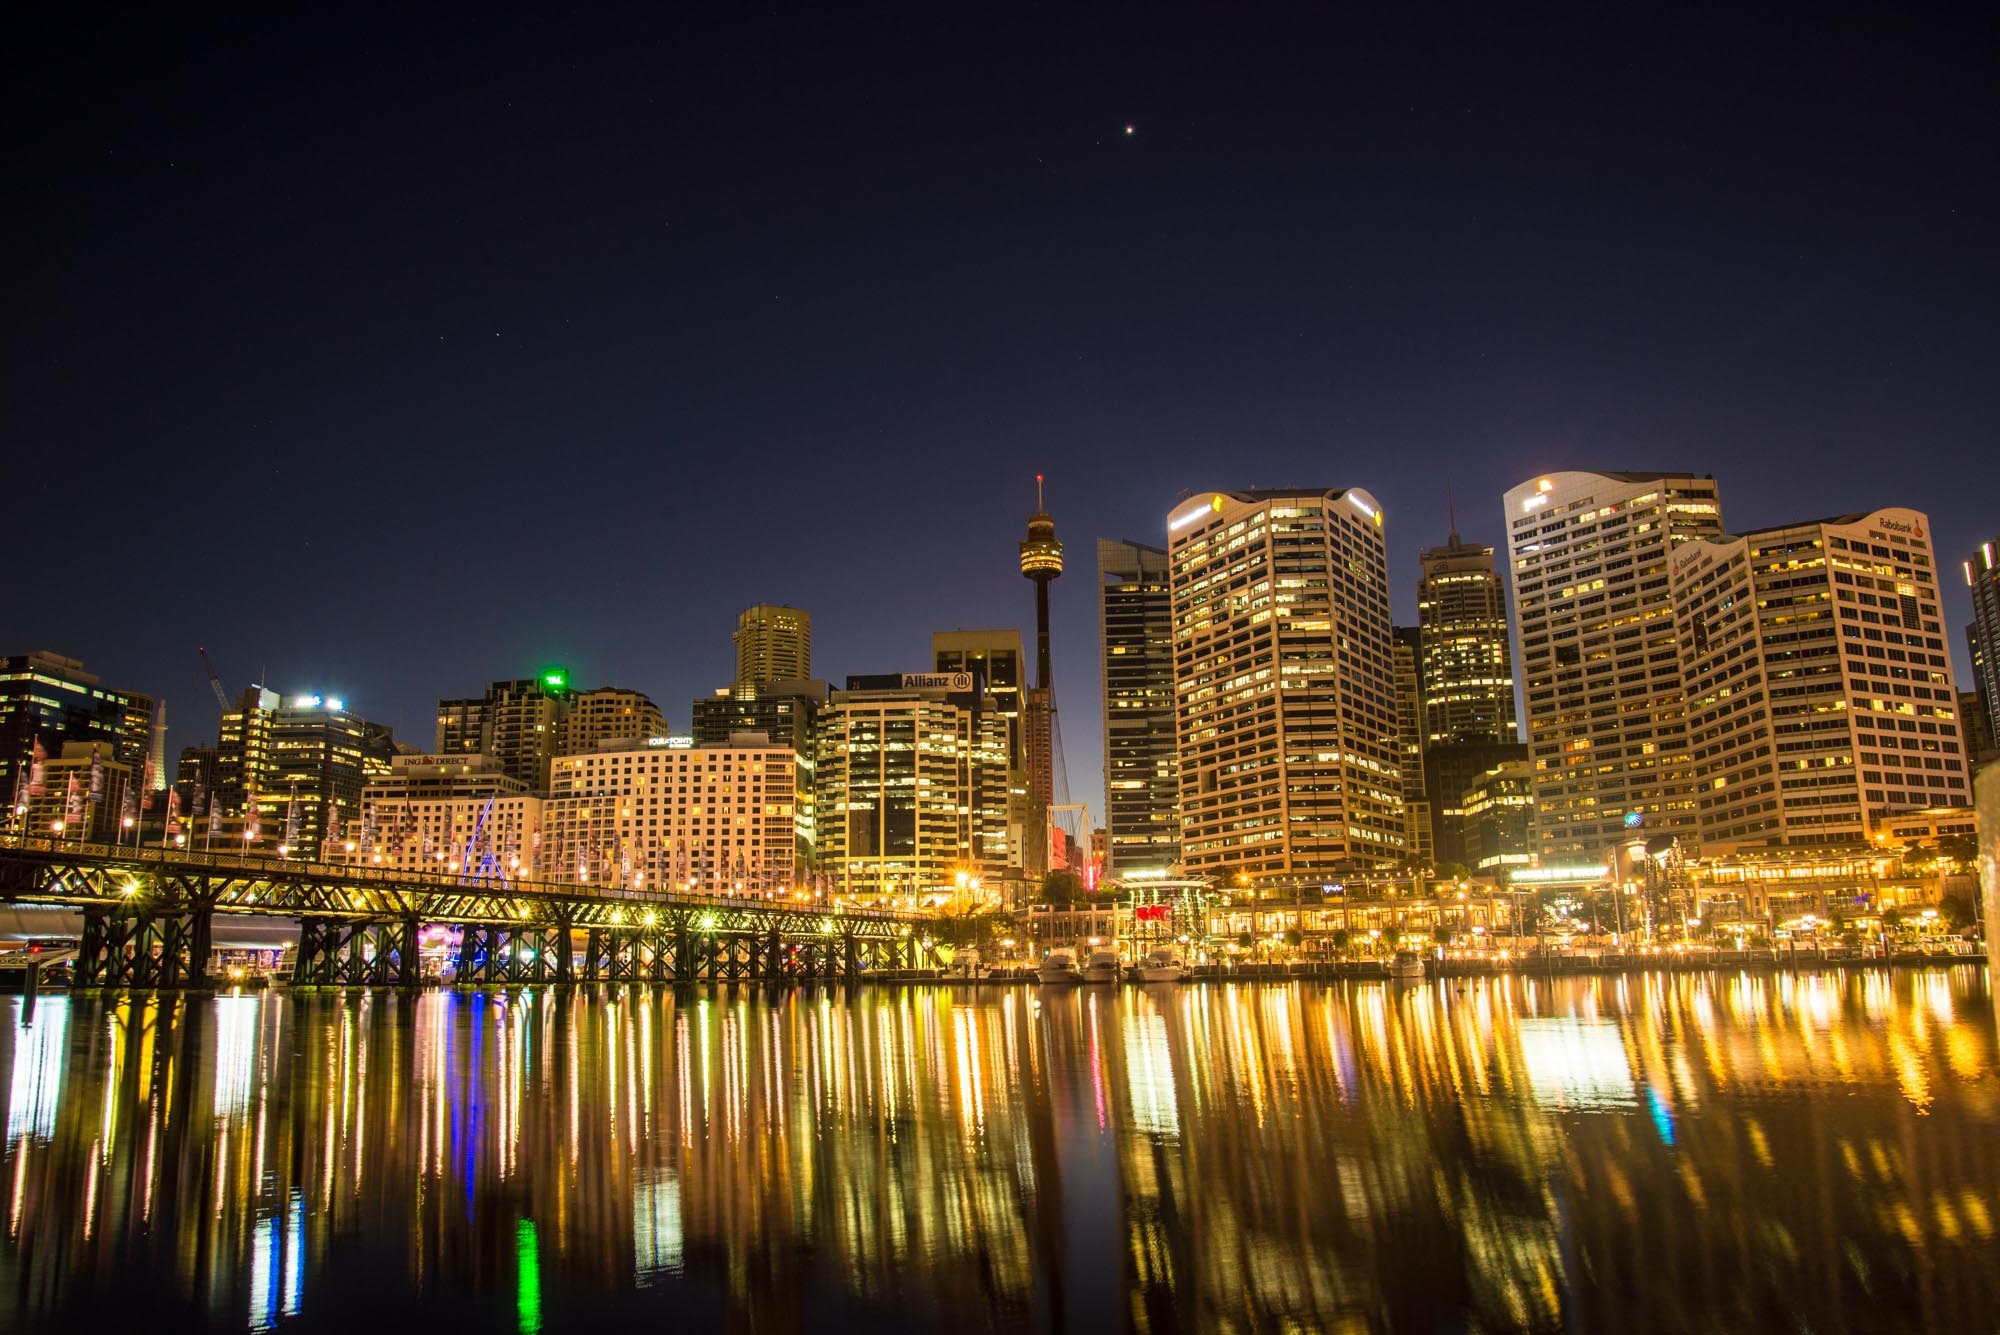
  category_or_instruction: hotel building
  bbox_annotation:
[1166,488,1403,882]
[1502,471,1725,857]
[359,754,543,876]
[543,736,800,891]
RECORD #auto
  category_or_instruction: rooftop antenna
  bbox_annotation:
[1447,479,1459,545]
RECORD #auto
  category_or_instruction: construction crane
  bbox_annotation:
[198,647,231,711]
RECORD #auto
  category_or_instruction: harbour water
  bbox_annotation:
[1,969,1995,1332]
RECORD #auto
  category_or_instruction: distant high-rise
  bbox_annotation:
[734,605,812,689]
[1672,507,1971,850]
[560,687,667,755]
[1168,488,1403,882]
[1097,539,1179,876]
[1391,627,1433,867]
[1416,530,1517,746]
[1503,471,1724,858]
[1965,538,2000,748]
[436,671,574,791]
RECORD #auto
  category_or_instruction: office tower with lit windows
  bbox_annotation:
[1,651,153,808]
[1097,540,1180,877]
[933,630,1041,875]
[734,604,812,690]
[1392,627,1433,866]
[1966,538,2000,748]
[1167,489,1403,883]
[814,675,1013,900]
[560,687,668,754]
[1502,472,1725,858]
[436,670,574,791]
[216,690,396,854]
[1417,530,1517,746]
[1671,507,1970,851]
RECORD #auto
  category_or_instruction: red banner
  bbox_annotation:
[1134,904,1170,923]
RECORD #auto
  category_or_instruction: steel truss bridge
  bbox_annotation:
[0,836,939,990]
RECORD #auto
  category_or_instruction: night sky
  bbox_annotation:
[7,8,1996,816]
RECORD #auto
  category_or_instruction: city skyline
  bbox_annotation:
[6,8,1996,845]
[3,466,1990,847]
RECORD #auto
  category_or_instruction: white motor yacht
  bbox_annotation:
[1037,948,1082,984]
[1081,948,1123,984]
[1134,945,1189,983]
[1391,948,1426,982]
[948,947,986,979]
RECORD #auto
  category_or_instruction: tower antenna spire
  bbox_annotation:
[1036,472,1045,511]
[1447,479,1459,544]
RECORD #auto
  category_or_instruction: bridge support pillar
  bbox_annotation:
[844,934,859,981]
[553,912,575,984]
[399,916,421,987]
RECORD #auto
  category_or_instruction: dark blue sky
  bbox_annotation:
[7,7,1996,818]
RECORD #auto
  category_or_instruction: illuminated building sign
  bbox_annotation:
[1169,494,1227,532]
[900,672,974,691]
[1509,864,1610,883]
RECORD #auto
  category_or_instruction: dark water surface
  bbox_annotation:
[2,970,1996,1333]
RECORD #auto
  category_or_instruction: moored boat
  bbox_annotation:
[1134,945,1189,983]
[1391,948,1425,982]
[1037,948,1082,984]
[1081,948,1123,984]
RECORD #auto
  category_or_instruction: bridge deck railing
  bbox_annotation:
[0,833,913,924]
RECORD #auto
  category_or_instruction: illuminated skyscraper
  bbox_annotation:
[1416,530,1517,746]
[1502,471,1724,858]
[815,674,1012,899]
[1167,488,1403,882]
[1098,539,1179,876]
[222,691,396,853]
[1671,507,1970,850]
[734,604,812,690]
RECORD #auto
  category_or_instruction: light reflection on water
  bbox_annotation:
[0,968,1995,1333]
